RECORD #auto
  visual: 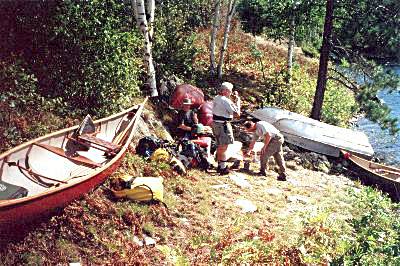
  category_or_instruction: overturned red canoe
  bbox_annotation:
[169,84,204,109]
[198,101,213,126]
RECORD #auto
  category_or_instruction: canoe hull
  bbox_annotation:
[284,133,340,157]
[344,152,400,201]
[251,107,374,158]
[0,154,123,227]
[0,99,146,227]
[275,118,374,158]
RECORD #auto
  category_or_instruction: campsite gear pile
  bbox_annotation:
[136,136,211,172]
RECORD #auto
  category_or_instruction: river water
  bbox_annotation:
[356,66,400,166]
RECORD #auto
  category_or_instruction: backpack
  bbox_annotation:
[136,136,165,158]
[179,139,210,171]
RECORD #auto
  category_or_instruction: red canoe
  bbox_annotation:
[169,84,204,109]
[0,98,147,227]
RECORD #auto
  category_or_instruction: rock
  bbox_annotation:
[287,195,311,204]
[144,236,156,246]
[294,157,302,165]
[235,199,257,213]
[284,150,298,161]
[211,184,230,189]
[288,179,301,187]
[133,236,143,246]
[229,172,252,188]
[317,163,330,174]
[265,188,283,196]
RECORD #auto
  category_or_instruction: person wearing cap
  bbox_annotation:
[212,81,241,175]
[243,120,287,181]
[177,97,199,139]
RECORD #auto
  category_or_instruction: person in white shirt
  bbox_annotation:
[212,82,241,175]
[244,120,287,181]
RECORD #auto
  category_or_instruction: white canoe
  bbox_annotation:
[274,118,374,158]
[251,107,313,124]
[251,107,374,158]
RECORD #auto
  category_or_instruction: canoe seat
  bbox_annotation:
[34,143,101,168]
[0,180,28,200]
[68,134,121,156]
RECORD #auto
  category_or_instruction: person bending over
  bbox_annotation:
[243,120,287,181]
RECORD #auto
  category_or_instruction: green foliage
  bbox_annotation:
[237,0,269,35]
[339,61,400,133]
[261,69,292,107]
[153,0,212,79]
[0,59,65,151]
[333,0,400,62]
[237,0,325,48]
[49,0,143,117]
[261,67,357,126]
[332,188,400,265]
[301,44,319,58]
[0,1,143,118]
[321,80,358,127]
[297,187,400,265]
[298,207,353,264]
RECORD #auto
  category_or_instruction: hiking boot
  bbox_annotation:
[219,167,230,175]
[243,161,250,171]
[230,160,241,170]
[277,173,287,181]
[257,170,267,176]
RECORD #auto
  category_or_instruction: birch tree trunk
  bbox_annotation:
[311,0,334,120]
[132,0,158,97]
[210,0,221,77]
[287,16,295,83]
[147,0,155,39]
[217,0,237,80]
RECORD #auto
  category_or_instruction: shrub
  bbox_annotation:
[332,188,400,265]
[153,1,213,79]
[0,59,65,151]
[47,0,143,117]
[261,67,358,126]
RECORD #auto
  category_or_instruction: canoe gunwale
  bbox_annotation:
[0,99,147,209]
[342,151,400,200]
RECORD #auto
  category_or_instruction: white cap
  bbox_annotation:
[220,82,233,91]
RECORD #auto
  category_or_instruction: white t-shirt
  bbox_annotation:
[212,95,239,119]
[252,121,280,141]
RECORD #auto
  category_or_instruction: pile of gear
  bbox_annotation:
[135,136,212,174]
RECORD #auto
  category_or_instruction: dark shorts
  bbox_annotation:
[212,121,234,145]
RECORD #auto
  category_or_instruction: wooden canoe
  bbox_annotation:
[342,151,400,201]
[0,98,147,227]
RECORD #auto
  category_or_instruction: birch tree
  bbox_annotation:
[209,0,221,77]
[217,0,238,80]
[287,16,295,81]
[132,0,158,97]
